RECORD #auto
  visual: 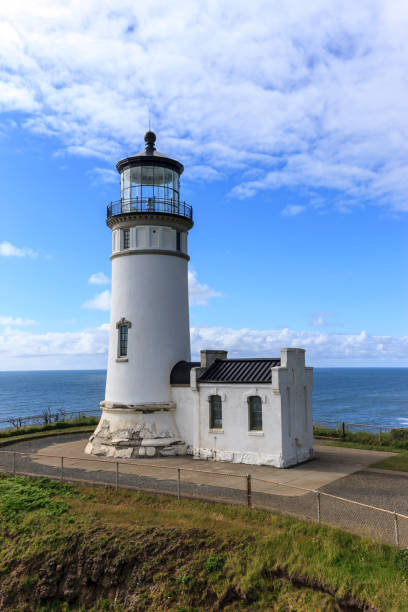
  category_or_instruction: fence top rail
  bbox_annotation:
[0,449,244,478]
[314,420,396,431]
[250,475,312,493]
[2,447,408,521]
[318,490,408,520]
[0,409,100,423]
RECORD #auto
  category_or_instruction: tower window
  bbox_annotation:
[209,395,222,429]
[123,228,130,249]
[248,396,262,431]
[115,317,132,359]
[176,231,181,251]
[118,325,128,357]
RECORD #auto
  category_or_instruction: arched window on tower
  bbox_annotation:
[209,395,223,429]
[116,318,132,359]
[248,396,262,431]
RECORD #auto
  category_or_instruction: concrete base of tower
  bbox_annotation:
[85,401,187,459]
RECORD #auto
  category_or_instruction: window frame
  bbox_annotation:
[248,396,263,432]
[122,228,130,250]
[115,317,132,360]
[209,394,223,430]
[118,325,128,357]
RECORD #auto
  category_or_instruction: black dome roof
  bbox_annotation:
[116,131,184,174]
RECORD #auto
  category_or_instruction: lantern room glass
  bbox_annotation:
[120,166,180,206]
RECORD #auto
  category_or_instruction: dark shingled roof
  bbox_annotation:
[170,360,200,385]
[198,358,280,384]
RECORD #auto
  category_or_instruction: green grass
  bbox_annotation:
[0,474,408,611]
[314,425,408,453]
[371,452,408,472]
[0,416,98,443]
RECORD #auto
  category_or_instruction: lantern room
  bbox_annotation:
[108,131,192,220]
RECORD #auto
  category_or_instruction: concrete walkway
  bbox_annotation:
[0,433,395,497]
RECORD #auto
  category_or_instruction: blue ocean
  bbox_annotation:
[0,368,406,428]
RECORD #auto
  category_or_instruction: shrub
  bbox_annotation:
[205,555,225,573]
[396,548,408,572]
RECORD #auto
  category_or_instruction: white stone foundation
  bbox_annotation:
[192,446,314,468]
[85,401,186,459]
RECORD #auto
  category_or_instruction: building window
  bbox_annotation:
[115,317,132,359]
[118,325,128,357]
[209,395,222,429]
[248,396,262,431]
[123,228,130,249]
[176,231,181,251]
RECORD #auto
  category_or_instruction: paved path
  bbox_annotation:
[0,433,395,493]
[1,433,407,546]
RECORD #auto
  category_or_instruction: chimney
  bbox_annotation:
[200,349,228,369]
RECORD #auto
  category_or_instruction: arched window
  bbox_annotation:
[248,396,262,431]
[116,317,132,359]
[118,325,128,356]
[209,395,222,429]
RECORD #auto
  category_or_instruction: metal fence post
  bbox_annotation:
[115,462,119,490]
[379,427,382,444]
[394,513,400,547]
[60,456,64,482]
[316,491,321,523]
[177,468,181,501]
[246,474,252,508]
[341,422,345,438]
[12,451,16,477]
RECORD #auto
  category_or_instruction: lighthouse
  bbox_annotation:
[86,131,193,458]
[87,130,314,468]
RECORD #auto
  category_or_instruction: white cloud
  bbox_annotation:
[188,270,221,306]
[0,316,36,326]
[0,2,407,211]
[0,241,38,258]
[88,272,110,285]
[311,312,343,327]
[0,324,109,370]
[190,326,408,366]
[281,205,305,217]
[0,323,406,369]
[92,167,117,183]
[82,290,111,310]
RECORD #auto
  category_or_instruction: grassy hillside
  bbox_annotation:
[0,474,407,611]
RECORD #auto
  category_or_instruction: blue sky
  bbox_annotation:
[0,1,407,369]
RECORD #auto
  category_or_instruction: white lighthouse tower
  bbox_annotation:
[86,131,193,458]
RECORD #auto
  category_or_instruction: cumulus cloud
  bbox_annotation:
[188,270,221,306]
[0,324,406,369]
[0,241,38,258]
[0,324,109,370]
[190,326,408,366]
[88,272,110,285]
[82,290,111,310]
[0,2,407,211]
[311,312,343,327]
[281,205,306,217]
[0,316,36,326]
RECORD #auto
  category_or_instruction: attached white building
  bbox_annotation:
[86,131,314,468]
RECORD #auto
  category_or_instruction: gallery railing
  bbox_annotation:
[107,198,193,221]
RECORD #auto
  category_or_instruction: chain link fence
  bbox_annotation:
[0,409,100,431]
[0,448,406,548]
